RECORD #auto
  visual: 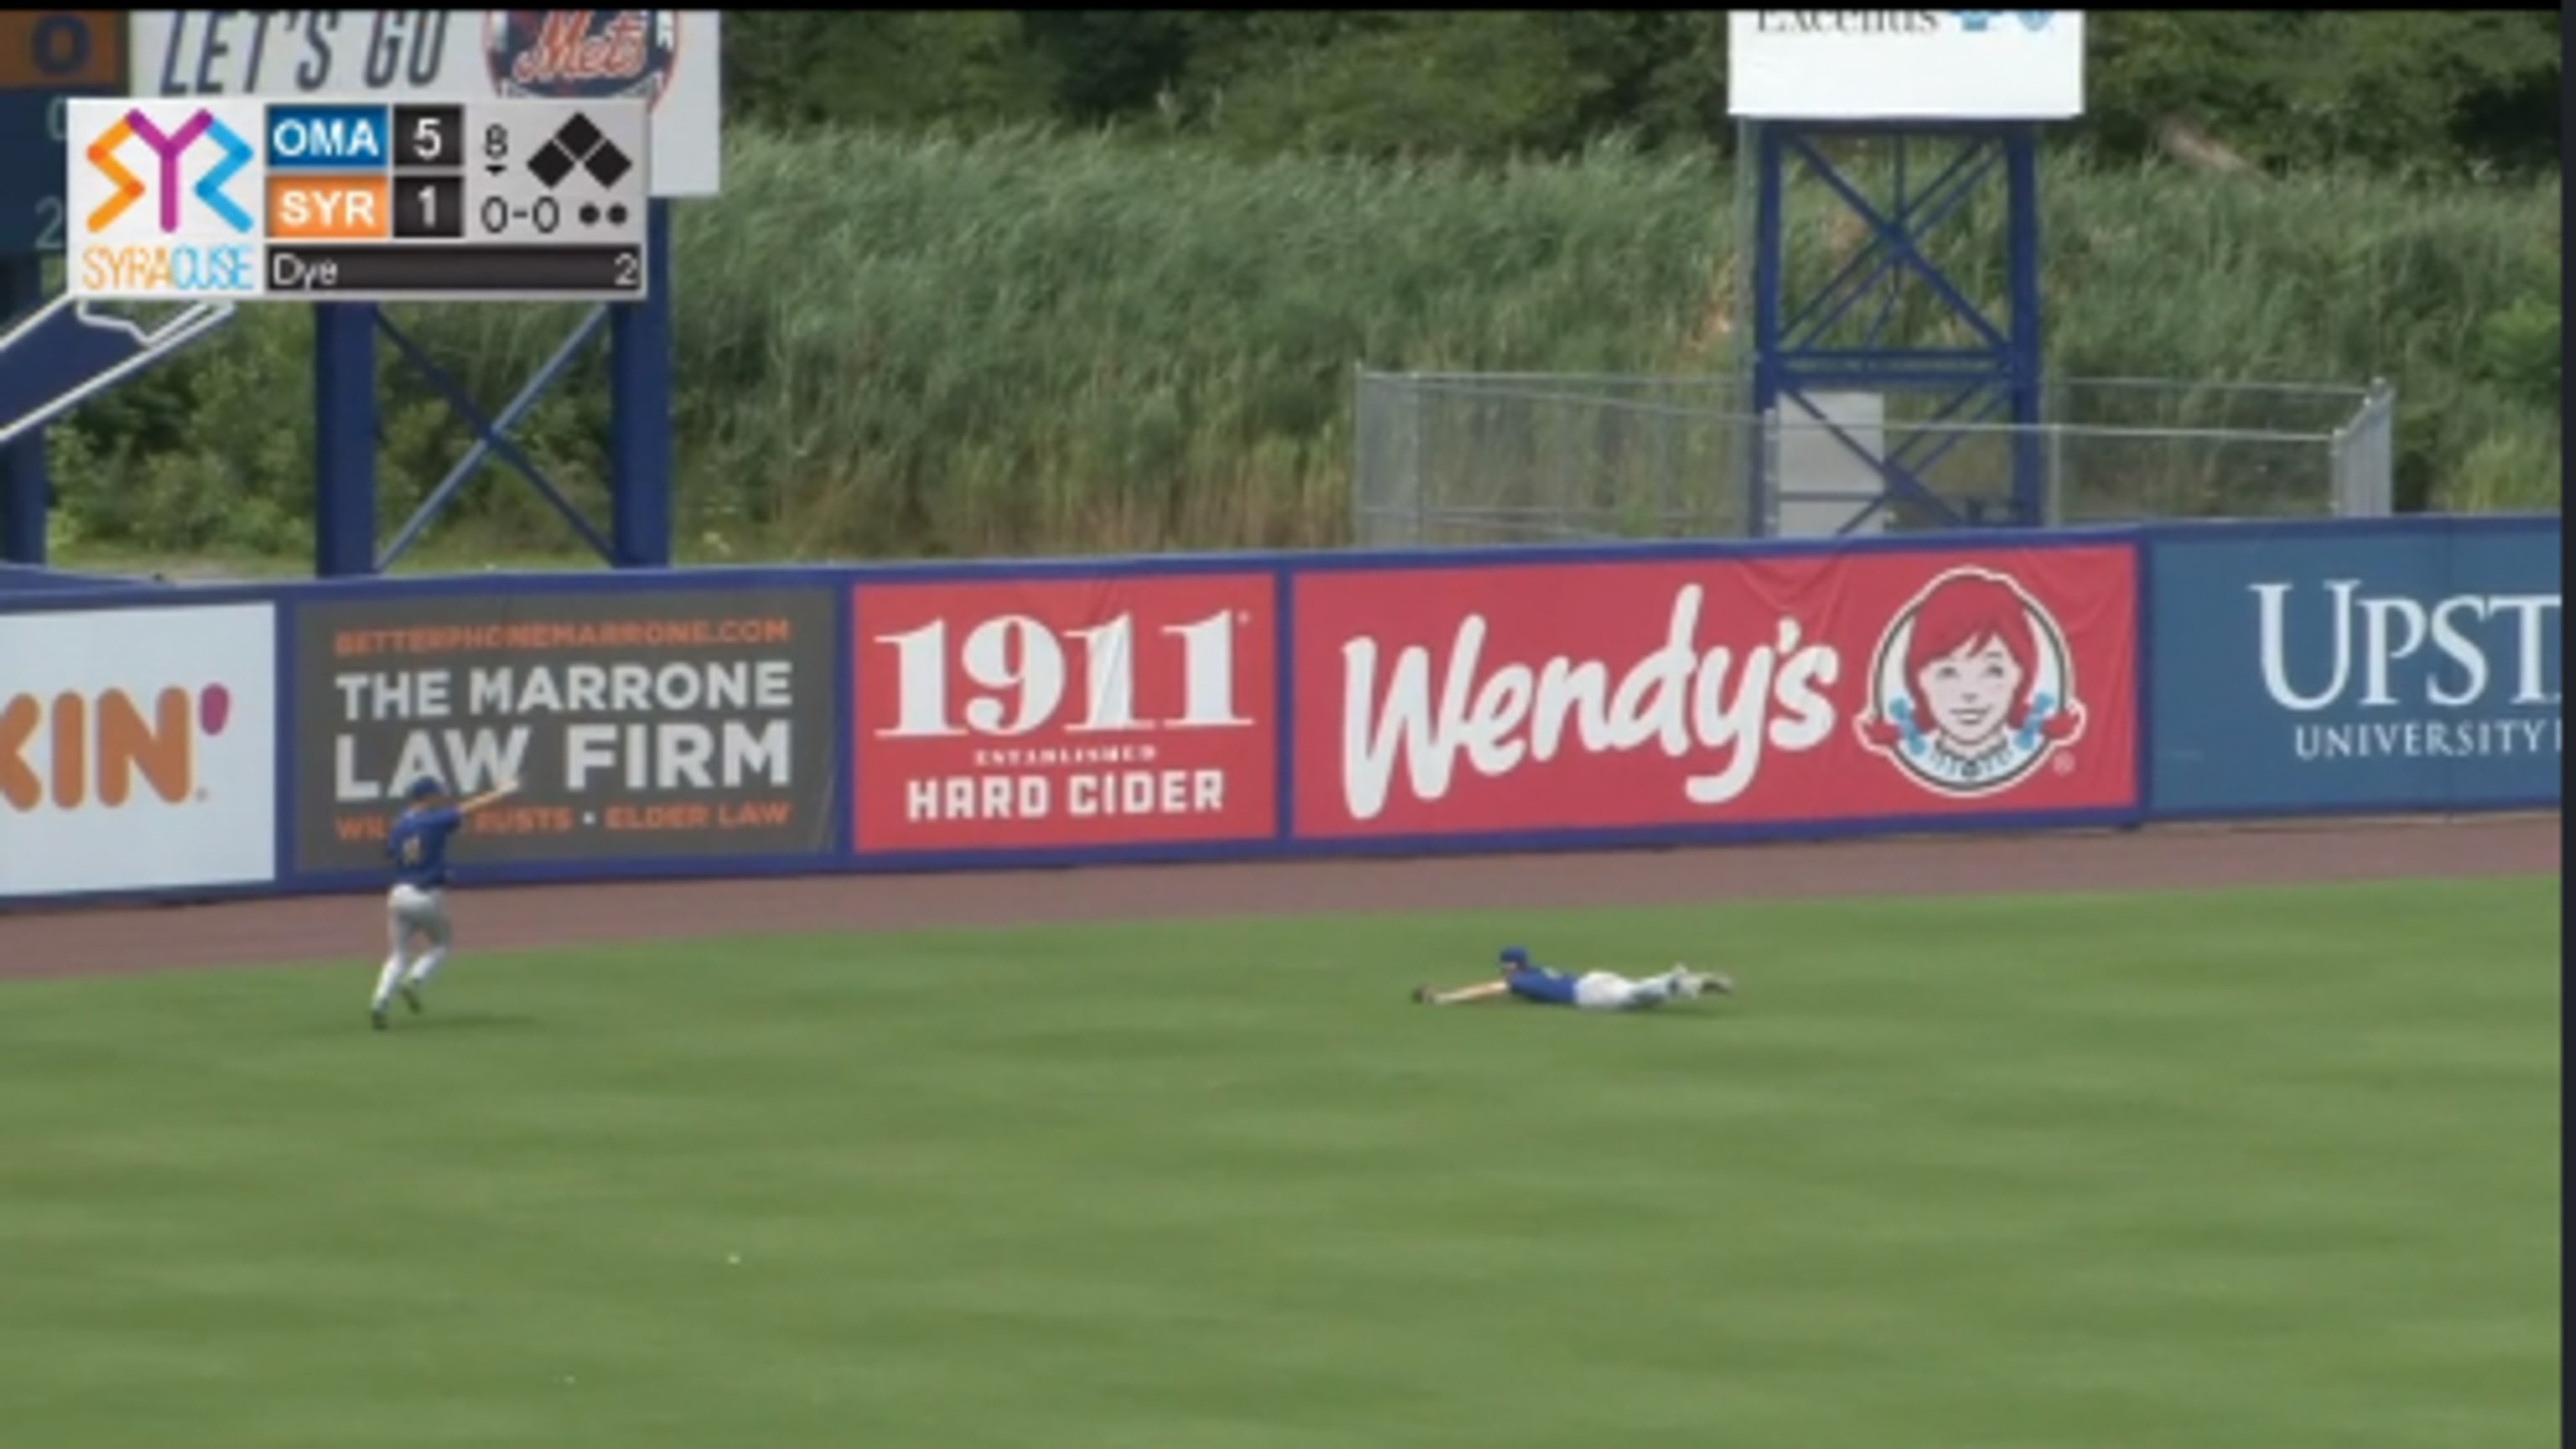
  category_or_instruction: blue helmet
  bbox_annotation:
[406,776,446,802]
[1498,946,1531,971]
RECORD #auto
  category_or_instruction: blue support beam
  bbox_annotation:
[2004,130,2047,525]
[1748,121,2046,535]
[610,200,675,569]
[374,310,615,565]
[376,307,609,572]
[312,304,379,578]
[306,204,677,577]
[0,256,47,565]
[1748,130,1788,536]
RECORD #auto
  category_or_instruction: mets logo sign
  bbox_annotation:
[1854,566,2086,797]
[485,11,681,106]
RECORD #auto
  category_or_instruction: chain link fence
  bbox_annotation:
[1353,371,2396,548]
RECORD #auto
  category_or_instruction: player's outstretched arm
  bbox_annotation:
[1413,980,1509,1006]
[457,781,522,814]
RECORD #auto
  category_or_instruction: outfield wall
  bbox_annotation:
[0,516,2558,908]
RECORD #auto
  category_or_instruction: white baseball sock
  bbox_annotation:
[372,952,408,1010]
[1623,977,1678,1008]
[404,948,449,988]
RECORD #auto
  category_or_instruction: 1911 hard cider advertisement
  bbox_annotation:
[852,573,1279,854]
[292,588,838,874]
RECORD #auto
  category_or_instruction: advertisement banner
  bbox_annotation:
[853,573,1278,854]
[2148,522,2562,815]
[291,587,837,875]
[1727,10,2085,121]
[1292,546,2137,841]
[0,602,278,898]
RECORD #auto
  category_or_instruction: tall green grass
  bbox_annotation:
[49,128,2561,562]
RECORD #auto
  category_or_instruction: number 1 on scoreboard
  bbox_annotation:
[394,178,467,240]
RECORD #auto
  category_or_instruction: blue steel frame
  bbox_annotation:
[0,255,46,564]
[1748,120,2045,535]
[0,516,2558,914]
[311,200,677,579]
[3,206,677,577]
[1,5,128,569]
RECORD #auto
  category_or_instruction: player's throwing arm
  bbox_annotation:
[372,776,522,1031]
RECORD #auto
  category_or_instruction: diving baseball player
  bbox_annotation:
[374,776,519,1031]
[1412,946,1734,1010]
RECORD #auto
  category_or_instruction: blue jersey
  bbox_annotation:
[1504,965,1579,1005]
[387,806,465,888]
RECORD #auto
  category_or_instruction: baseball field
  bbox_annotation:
[0,820,2559,1448]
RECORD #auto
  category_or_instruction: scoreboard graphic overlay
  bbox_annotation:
[66,96,648,302]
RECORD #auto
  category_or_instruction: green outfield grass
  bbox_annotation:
[0,876,2558,1448]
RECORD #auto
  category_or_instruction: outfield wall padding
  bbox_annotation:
[1,516,2558,908]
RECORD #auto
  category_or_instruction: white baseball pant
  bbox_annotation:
[1571,969,1688,1010]
[373,883,454,1010]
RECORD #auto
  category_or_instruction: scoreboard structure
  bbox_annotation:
[65,96,649,303]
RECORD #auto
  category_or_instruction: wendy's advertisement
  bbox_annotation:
[1289,543,2141,845]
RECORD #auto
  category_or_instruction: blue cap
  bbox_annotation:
[406,776,444,802]
[1498,946,1530,968]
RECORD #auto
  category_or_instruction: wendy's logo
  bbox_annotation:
[1857,566,2086,797]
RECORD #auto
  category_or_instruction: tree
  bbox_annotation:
[719,11,2563,178]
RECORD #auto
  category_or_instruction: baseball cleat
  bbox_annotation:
[371,1007,389,1031]
[1698,971,1736,996]
[401,984,423,1015]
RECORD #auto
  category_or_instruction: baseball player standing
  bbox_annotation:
[375,776,519,1031]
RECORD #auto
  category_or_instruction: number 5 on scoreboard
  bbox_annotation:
[393,104,465,169]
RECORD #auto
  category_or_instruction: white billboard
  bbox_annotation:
[0,603,279,899]
[1729,11,2086,121]
[124,10,722,196]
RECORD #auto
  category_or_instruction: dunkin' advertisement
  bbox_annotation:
[1290,545,2139,840]
[852,572,1279,854]
[292,588,839,874]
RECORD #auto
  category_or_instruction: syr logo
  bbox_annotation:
[85,106,255,235]
[0,683,235,812]
[70,97,263,297]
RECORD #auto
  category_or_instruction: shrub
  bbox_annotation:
[47,128,2563,560]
